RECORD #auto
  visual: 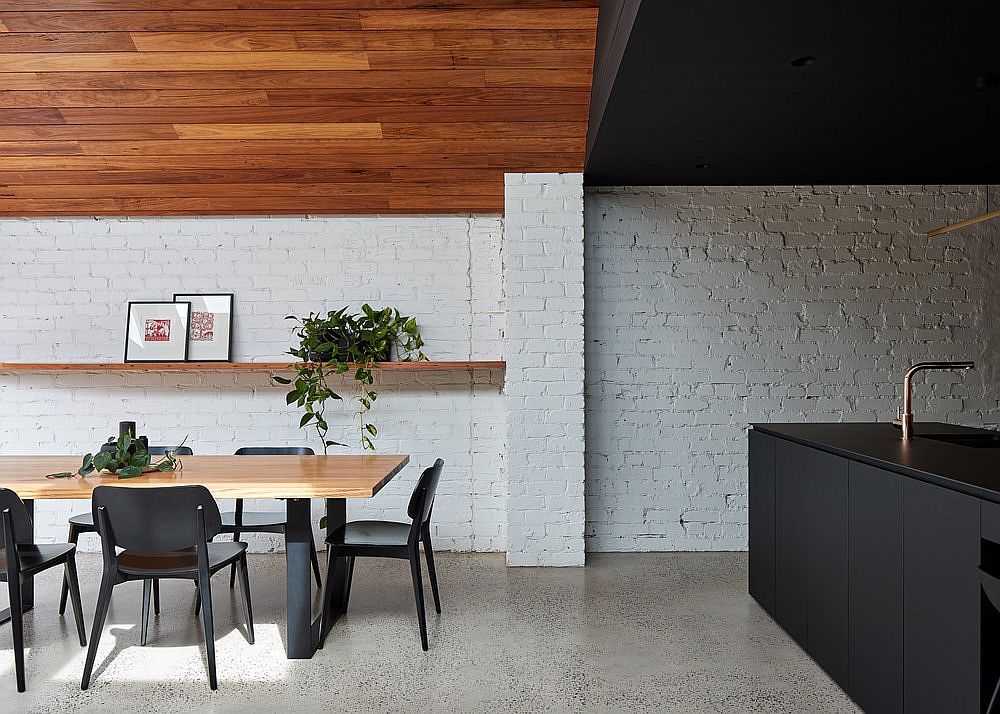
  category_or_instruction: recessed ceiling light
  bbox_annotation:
[790,56,817,67]
[695,163,711,169]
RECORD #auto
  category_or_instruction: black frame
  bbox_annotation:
[173,292,234,363]
[124,300,191,363]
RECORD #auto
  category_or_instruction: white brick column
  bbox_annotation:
[503,173,586,566]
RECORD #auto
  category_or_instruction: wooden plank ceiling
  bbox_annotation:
[0,0,598,216]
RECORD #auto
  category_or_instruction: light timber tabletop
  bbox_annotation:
[0,454,409,500]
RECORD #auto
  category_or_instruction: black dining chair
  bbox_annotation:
[220,446,321,589]
[81,484,253,691]
[1,488,87,692]
[320,458,444,651]
[59,444,194,617]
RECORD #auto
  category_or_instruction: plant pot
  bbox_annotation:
[310,337,392,363]
[309,335,350,362]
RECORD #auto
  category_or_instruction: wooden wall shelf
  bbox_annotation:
[0,361,505,373]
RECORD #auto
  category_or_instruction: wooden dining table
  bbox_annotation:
[0,454,409,659]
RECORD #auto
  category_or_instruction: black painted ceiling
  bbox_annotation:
[585,1,1000,186]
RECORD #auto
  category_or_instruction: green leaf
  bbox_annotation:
[299,412,315,428]
[286,390,301,405]
[365,423,377,437]
[93,452,112,473]
[272,375,292,385]
[155,460,176,472]
[404,317,417,333]
[118,465,143,479]
[319,515,328,529]
[131,452,151,469]
[78,453,95,476]
[119,432,132,453]
[46,472,74,479]
[325,440,347,448]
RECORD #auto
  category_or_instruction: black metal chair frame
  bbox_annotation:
[220,446,322,590]
[81,484,254,691]
[59,445,193,617]
[319,458,444,651]
[1,488,86,693]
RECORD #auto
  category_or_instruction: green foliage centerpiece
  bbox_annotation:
[46,434,186,480]
[275,304,427,453]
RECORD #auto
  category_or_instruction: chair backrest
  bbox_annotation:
[235,447,315,456]
[407,459,445,527]
[0,488,32,550]
[148,445,194,456]
[92,485,222,552]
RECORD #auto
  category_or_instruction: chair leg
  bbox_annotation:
[59,522,81,615]
[194,584,201,616]
[64,553,88,646]
[7,573,26,692]
[81,575,115,690]
[422,531,441,615]
[153,579,160,615]
[408,548,429,651]
[229,529,240,588]
[197,571,217,690]
[343,556,356,613]
[309,529,322,588]
[237,553,255,645]
[140,579,152,646]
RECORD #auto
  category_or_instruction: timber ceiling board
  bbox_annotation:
[0,0,598,216]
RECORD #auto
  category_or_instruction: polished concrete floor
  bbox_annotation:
[0,552,859,713]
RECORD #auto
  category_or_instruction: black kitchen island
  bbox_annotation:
[749,422,1000,714]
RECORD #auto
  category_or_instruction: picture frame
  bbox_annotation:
[124,301,191,363]
[173,293,234,362]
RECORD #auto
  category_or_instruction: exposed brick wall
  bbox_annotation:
[0,215,507,553]
[505,173,586,566]
[584,185,1000,552]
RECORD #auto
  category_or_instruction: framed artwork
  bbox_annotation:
[173,293,234,362]
[124,301,191,363]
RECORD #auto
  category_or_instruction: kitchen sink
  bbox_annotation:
[918,433,1000,448]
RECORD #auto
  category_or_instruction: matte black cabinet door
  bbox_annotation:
[802,445,850,691]
[903,478,980,714]
[774,439,849,687]
[849,462,903,714]
[748,430,776,615]
[774,439,811,649]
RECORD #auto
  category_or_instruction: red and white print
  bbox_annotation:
[144,319,171,342]
[191,311,215,342]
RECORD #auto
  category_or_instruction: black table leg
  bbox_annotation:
[284,498,348,659]
[320,498,347,644]
[285,498,315,659]
[0,499,33,625]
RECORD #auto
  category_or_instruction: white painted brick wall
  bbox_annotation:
[505,173,586,566]
[0,215,507,553]
[585,185,1000,552]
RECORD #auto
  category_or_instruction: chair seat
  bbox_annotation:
[68,511,95,528]
[327,520,412,547]
[0,543,75,577]
[220,510,287,530]
[117,542,247,577]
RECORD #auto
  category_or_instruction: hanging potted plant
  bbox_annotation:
[274,304,426,453]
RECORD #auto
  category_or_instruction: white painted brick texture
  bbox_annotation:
[505,173,586,566]
[585,185,1000,552]
[0,215,507,553]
